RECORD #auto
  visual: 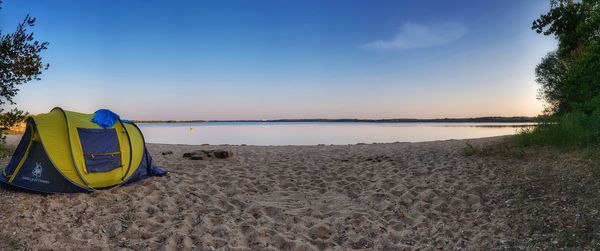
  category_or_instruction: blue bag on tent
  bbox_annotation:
[91,109,120,128]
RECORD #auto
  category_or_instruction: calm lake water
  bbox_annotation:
[136,122,534,146]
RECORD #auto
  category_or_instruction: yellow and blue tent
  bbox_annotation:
[0,107,165,193]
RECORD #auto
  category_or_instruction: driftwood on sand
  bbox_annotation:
[182,149,234,160]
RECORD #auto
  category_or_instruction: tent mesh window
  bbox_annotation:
[77,128,122,173]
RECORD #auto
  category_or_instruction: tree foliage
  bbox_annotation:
[533,0,600,114]
[0,1,49,142]
[535,51,568,113]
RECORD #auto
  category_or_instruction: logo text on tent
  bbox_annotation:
[22,162,50,184]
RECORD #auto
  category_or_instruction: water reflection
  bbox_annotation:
[137,122,534,146]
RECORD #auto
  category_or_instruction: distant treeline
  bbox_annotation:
[136,120,208,123]
[134,116,540,124]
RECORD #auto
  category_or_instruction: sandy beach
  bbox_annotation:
[5,0,598,249]
[0,136,529,250]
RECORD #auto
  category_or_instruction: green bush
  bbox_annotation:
[516,112,600,148]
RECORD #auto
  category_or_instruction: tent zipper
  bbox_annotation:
[86,152,120,158]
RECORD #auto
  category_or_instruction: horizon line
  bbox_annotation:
[133,116,541,123]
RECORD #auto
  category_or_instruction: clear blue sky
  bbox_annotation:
[1,0,556,120]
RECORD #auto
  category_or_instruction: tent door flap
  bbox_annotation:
[77,128,122,173]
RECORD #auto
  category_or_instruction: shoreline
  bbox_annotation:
[5,134,513,147]
[144,135,513,147]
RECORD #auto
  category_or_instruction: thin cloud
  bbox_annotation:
[361,22,467,51]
